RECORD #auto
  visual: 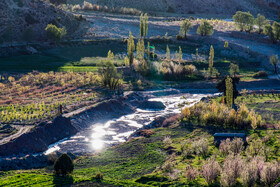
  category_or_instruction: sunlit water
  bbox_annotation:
[45,89,218,155]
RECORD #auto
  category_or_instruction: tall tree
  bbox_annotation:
[127,32,135,66]
[197,20,214,36]
[179,46,183,63]
[216,77,240,105]
[255,14,269,34]
[144,13,148,38]
[180,19,192,39]
[136,39,145,59]
[140,14,144,38]
[270,55,279,75]
[146,42,151,60]
[208,45,214,75]
[166,45,170,60]
[229,63,239,77]
[225,76,234,107]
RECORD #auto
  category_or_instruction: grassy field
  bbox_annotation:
[0,42,126,73]
[236,93,280,124]
[1,94,280,186]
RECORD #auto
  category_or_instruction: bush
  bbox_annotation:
[261,161,280,186]
[192,138,209,156]
[253,71,268,78]
[184,165,199,181]
[182,101,262,129]
[95,171,103,181]
[54,153,74,176]
[220,154,244,187]
[240,160,258,187]
[45,24,67,41]
[163,136,172,147]
[245,139,270,160]
[98,60,123,90]
[197,20,214,36]
[219,138,244,155]
[201,158,221,184]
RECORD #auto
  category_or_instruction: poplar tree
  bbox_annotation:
[225,76,234,107]
[179,46,183,63]
[166,45,170,60]
[208,45,214,75]
[144,13,148,38]
[147,42,151,60]
[136,39,145,59]
[175,50,178,60]
[127,32,135,66]
[140,14,144,38]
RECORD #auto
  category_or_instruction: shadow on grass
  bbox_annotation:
[52,175,74,187]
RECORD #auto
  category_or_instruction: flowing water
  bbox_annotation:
[45,89,218,155]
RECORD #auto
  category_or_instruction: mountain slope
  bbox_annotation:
[74,0,279,18]
[0,0,80,42]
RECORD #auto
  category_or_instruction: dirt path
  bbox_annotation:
[0,125,33,145]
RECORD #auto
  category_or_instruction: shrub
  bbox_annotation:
[197,20,214,36]
[184,165,199,181]
[45,24,67,41]
[219,138,243,155]
[180,140,193,159]
[163,136,172,147]
[220,154,244,187]
[219,138,231,155]
[98,60,123,90]
[251,156,265,180]
[192,138,209,156]
[201,158,221,184]
[261,161,280,186]
[253,71,268,78]
[54,153,74,176]
[245,139,270,160]
[95,171,103,181]
[230,138,244,155]
[183,101,262,129]
[240,160,258,187]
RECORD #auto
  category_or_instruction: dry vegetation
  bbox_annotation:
[0,71,102,124]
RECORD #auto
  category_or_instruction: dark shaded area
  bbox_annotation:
[0,116,78,157]
[53,175,74,187]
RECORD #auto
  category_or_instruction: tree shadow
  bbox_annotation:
[52,175,74,187]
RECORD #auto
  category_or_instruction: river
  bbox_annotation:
[44,89,219,155]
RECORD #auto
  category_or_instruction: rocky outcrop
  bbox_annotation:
[0,116,77,157]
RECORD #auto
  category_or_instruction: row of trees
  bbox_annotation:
[233,11,280,43]
[140,13,148,38]
[179,19,214,39]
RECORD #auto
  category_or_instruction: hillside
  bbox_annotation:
[0,0,81,42]
[68,0,279,18]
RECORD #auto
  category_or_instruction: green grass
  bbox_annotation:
[1,123,280,186]
[236,94,280,123]
[0,43,126,73]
